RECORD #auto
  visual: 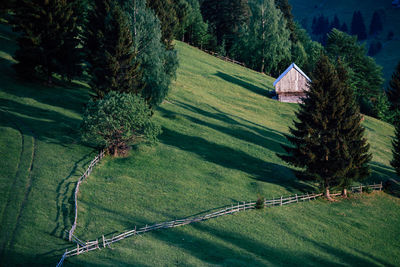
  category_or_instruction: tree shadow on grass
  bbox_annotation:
[150,221,351,266]
[159,127,312,194]
[215,71,272,97]
[159,107,286,155]
[273,218,396,267]
[0,98,81,145]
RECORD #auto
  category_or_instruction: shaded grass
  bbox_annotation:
[68,42,399,265]
[0,21,398,266]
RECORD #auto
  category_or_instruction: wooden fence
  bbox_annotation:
[59,182,382,261]
[201,49,246,67]
[68,150,105,241]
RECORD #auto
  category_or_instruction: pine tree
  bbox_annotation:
[340,22,348,33]
[278,55,371,199]
[369,10,383,36]
[391,122,400,177]
[200,0,250,53]
[146,0,179,48]
[331,14,341,30]
[84,0,143,99]
[12,0,82,83]
[351,11,367,41]
[387,62,400,111]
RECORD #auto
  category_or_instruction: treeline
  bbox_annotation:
[2,1,400,130]
[3,0,189,155]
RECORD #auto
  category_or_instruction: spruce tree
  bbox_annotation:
[147,0,179,48]
[278,55,371,199]
[331,15,341,30]
[12,0,82,83]
[369,11,383,36]
[351,11,367,41]
[84,0,143,99]
[391,122,400,177]
[387,62,400,111]
[340,22,348,33]
[201,0,250,53]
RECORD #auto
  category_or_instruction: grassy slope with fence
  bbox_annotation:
[0,23,400,266]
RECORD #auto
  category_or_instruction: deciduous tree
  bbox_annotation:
[80,92,161,156]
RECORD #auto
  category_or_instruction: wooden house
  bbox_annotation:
[273,63,311,103]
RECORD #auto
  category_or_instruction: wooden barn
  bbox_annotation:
[273,63,311,103]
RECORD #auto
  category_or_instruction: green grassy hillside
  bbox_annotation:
[289,0,400,82]
[0,23,399,266]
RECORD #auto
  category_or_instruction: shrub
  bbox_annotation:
[80,92,161,156]
[255,196,265,209]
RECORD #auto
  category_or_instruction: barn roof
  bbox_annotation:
[273,63,311,87]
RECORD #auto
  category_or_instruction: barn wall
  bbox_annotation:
[275,68,309,94]
[278,93,306,103]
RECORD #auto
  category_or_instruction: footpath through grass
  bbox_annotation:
[0,22,399,265]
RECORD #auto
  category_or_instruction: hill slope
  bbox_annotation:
[289,0,400,82]
[0,24,399,266]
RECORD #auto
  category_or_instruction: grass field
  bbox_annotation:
[0,22,400,266]
[289,0,400,83]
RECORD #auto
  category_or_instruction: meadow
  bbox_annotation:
[0,23,399,266]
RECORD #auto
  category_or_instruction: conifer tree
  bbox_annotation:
[201,0,250,53]
[351,11,367,40]
[278,55,371,199]
[340,22,348,33]
[331,15,341,30]
[387,62,400,111]
[369,11,383,36]
[391,122,400,177]
[84,0,143,99]
[12,0,83,83]
[147,0,179,48]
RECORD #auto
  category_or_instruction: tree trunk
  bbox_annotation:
[342,188,348,198]
[113,146,118,157]
[325,187,334,201]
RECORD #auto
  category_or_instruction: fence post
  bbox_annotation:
[380,181,382,191]
[295,194,298,203]
[280,196,283,206]
[102,235,105,248]
[360,185,362,193]
[77,244,80,255]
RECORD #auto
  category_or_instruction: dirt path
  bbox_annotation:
[0,121,37,264]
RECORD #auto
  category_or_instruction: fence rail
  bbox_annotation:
[201,49,246,67]
[59,182,382,261]
[68,150,105,241]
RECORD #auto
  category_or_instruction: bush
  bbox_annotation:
[80,92,161,156]
[364,185,373,194]
[255,196,265,209]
